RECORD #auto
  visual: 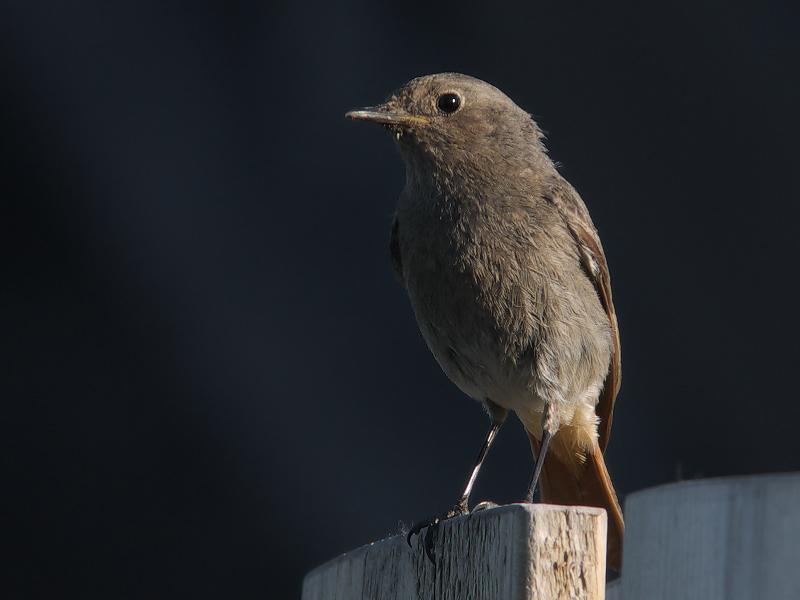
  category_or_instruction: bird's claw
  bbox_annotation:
[472,500,499,512]
[406,502,468,563]
[405,516,441,563]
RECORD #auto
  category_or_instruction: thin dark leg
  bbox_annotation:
[525,427,552,503]
[454,420,504,512]
[407,415,505,562]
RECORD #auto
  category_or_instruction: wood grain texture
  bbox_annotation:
[619,474,800,600]
[302,504,607,600]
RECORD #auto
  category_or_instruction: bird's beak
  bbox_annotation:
[345,105,430,126]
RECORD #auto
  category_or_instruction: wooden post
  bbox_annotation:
[302,504,607,600]
[617,473,800,600]
[303,474,800,599]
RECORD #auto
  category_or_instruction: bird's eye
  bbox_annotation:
[436,92,461,114]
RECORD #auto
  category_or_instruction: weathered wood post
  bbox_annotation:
[610,473,800,600]
[302,504,607,600]
[304,473,800,599]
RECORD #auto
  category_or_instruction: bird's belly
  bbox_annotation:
[405,255,607,440]
[421,309,600,447]
[406,268,542,414]
[422,317,538,408]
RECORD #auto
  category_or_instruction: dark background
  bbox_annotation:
[3,1,799,597]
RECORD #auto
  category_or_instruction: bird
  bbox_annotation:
[346,73,624,570]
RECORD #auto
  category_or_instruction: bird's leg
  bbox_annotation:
[407,405,506,562]
[525,403,553,503]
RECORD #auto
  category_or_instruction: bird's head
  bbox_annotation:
[346,73,548,176]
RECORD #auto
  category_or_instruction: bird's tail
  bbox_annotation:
[527,431,625,571]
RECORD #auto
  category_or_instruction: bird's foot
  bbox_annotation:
[406,500,469,563]
[471,500,499,512]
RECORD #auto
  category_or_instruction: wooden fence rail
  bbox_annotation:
[303,473,800,599]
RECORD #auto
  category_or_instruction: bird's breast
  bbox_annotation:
[398,200,544,405]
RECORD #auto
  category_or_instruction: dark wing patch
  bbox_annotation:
[546,179,621,451]
[390,215,404,285]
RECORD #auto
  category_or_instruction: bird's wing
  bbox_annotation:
[546,179,621,451]
[389,215,404,285]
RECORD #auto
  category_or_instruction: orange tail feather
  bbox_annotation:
[528,432,625,571]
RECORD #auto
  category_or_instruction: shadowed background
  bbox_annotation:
[2,1,799,597]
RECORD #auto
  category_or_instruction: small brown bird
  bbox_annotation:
[346,73,624,570]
